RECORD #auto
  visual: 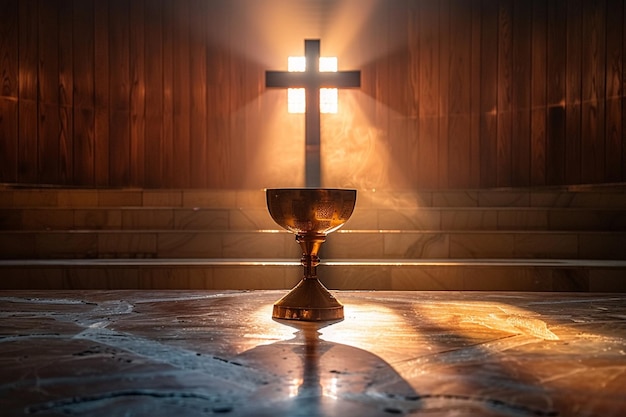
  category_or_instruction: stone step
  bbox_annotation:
[2,185,626,209]
[1,229,624,260]
[0,258,624,292]
[2,206,625,231]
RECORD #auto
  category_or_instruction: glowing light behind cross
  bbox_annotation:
[288,57,338,114]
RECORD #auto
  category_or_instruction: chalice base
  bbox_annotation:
[272,278,344,322]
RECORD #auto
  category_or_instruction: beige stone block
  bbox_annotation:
[340,207,376,230]
[0,233,36,258]
[13,190,58,207]
[548,209,622,231]
[212,265,291,289]
[22,209,74,230]
[498,209,548,230]
[235,189,266,208]
[57,190,98,207]
[222,231,293,258]
[384,232,449,258]
[589,269,626,292]
[579,233,626,259]
[98,232,157,257]
[391,266,464,290]
[157,232,223,258]
[569,192,626,208]
[74,209,122,229]
[432,191,478,207]
[0,190,14,207]
[441,209,498,231]
[122,208,174,229]
[323,265,392,290]
[325,232,384,258]
[461,266,547,291]
[229,208,275,230]
[449,233,515,258]
[140,267,214,289]
[66,268,140,289]
[183,190,237,208]
[378,208,441,230]
[98,190,142,207]
[0,209,22,229]
[0,267,65,289]
[175,209,229,230]
[359,190,432,209]
[478,191,529,207]
[35,232,98,258]
[530,191,574,208]
[513,233,578,258]
[143,190,183,207]
[551,268,589,291]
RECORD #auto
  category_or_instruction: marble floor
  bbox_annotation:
[1,290,625,416]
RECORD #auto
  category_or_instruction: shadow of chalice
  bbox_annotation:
[266,188,357,322]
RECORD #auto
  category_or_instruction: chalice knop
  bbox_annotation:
[266,188,357,321]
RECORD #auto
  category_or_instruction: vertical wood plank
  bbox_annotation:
[130,0,145,186]
[480,0,498,188]
[623,0,626,181]
[511,0,531,186]
[73,0,95,185]
[58,0,73,184]
[173,0,191,187]
[448,0,472,188]
[206,0,231,188]
[546,0,567,185]
[108,0,131,186]
[387,0,410,188]
[469,0,482,187]
[374,1,389,188]
[605,0,623,182]
[407,0,420,188]
[94,0,110,186]
[418,0,439,188]
[0,0,19,182]
[530,0,547,185]
[437,0,450,188]
[144,0,164,187]
[189,0,208,188]
[581,0,606,183]
[18,0,38,184]
[565,0,582,184]
[497,0,513,187]
[162,0,175,187]
[38,0,60,184]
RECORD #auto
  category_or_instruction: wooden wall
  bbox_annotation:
[0,0,624,190]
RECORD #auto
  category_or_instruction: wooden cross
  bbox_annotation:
[266,39,360,187]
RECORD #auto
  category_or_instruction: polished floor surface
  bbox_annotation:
[1,290,625,416]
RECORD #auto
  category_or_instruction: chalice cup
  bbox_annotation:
[266,188,357,322]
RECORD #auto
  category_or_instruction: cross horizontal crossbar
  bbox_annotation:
[265,71,361,88]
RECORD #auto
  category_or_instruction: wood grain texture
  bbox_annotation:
[1,0,624,189]
[510,0,531,186]
[0,0,18,182]
[530,0,547,186]
[73,0,95,185]
[480,0,498,188]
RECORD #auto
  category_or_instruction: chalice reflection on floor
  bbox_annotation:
[266,188,357,321]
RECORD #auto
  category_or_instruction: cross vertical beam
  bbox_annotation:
[304,40,321,188]
[266,39,361,188]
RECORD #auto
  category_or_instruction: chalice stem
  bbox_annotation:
[297,234,326,279]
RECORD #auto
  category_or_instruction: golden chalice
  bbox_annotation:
[266,188,357,322]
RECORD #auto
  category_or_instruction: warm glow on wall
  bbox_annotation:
[288,56,338,114]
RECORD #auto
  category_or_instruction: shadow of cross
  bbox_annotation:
[266,39,361,187]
